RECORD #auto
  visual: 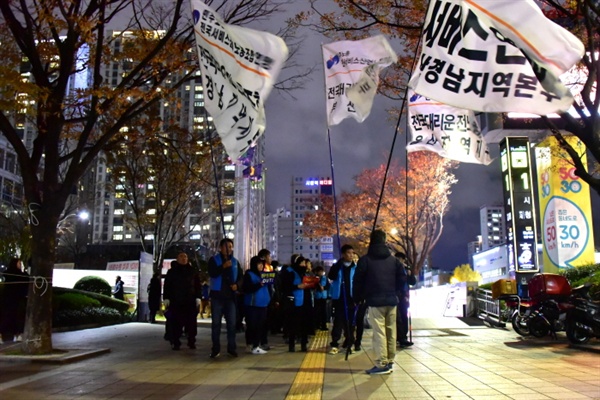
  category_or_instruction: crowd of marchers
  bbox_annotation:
[161,229,417,375]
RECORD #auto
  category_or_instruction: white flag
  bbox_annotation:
[190,0,288,161]
[323,36,397,126]
[406,90,492,165]
[409,0,584,115]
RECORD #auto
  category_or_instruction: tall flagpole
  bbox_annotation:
[322,43,350,360]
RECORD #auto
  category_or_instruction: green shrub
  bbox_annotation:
[559,263,600,300]
[73,276,112,296]
[54,292,101,311]
[54,287,130,313]
[54,306,124,327]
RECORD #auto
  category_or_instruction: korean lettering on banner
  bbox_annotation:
[407,92,491,165]
[409,0,573,114]
[191,1,287,161]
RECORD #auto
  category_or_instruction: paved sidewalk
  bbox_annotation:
[0,317,599,399]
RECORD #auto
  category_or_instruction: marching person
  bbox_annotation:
[242,256,271,354]
[395,252,417,348]
[163,252,202,350]
[208,238,243,358]
[354,230,407,375]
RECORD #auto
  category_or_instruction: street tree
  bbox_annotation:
[304,152,457,275]
[450,264,482,284]
[0,0,306,355]
[305,0,600,196]
[105,123,216,274]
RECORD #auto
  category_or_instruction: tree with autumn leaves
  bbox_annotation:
[304,152,457,275]
[304,0,600,196]
[0,0,306,355]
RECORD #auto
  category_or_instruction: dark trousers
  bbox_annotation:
[330,300,366,347]
[169,303,198,346]
[245,306,268,348]
[211,296,237,353]
[314,298,328,330]
[284,300,310,349]
[396,299,410,342]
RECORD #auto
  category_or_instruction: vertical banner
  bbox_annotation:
[322,36,397,126]
[500,137,539,296]
[190,0,288,161]
[535,135,595,272]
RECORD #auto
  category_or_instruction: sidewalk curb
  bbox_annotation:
[0,348,110,364]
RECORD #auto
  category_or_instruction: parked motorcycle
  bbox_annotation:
[509,273,574,338]
[565,283,600,344]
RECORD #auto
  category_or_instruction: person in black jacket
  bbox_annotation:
[0,258,29,342]
[147,273,162,323]
[395,252,417,348]
[163,253,201,350]
[353,230,406,375]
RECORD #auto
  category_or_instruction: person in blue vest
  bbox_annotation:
[313,266,330,331]
[328,244,363,354]
[208,238,243,358]
[281,255,313,352]
[242,255,271,354]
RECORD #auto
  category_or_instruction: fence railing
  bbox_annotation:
[475,288,505,327]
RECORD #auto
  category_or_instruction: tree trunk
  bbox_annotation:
[21,217,58,354]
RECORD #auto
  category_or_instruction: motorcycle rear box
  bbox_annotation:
[491,279,517,299]
[528,273,571,299]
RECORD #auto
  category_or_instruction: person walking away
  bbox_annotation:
[257,248,274,350]
[208,238,243,358]
[281,255,313,352]
[328,244,360,354]
[354,230,407,375]
[163,253,202,350]
[395,252,417,347]
[112,276,125,300]
[313,266,329,331]
[147,273,162,323]
[242,256,271,354]
[0,258,29,343]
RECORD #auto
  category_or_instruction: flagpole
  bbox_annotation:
[322,43,351,360]
[207,118,227,239]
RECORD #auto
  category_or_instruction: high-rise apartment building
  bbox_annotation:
[265,207,293,265]
[290,176,335,267]
[479,205,506,250]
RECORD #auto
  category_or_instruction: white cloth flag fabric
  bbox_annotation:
[409,0,584,115]
[323,36,397,126]
[406,90,492,165]
[190,0,288,161]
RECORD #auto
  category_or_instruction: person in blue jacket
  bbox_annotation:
[313,266,330,331]
[281,255,313,352]
[242,256,271,354]
[328,244,365,354]
[208,238,243,358]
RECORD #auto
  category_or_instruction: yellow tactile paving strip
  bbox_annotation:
[285,330,328,400]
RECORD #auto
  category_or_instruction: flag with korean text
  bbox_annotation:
[323,36,397,126]
[407,90,492,165]
[408,0,584,115]
[190,0,288,161]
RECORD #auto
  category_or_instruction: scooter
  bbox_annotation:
[565,284,600,344]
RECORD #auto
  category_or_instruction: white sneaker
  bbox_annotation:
[329,347,339,355]
[252,347,268,355]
